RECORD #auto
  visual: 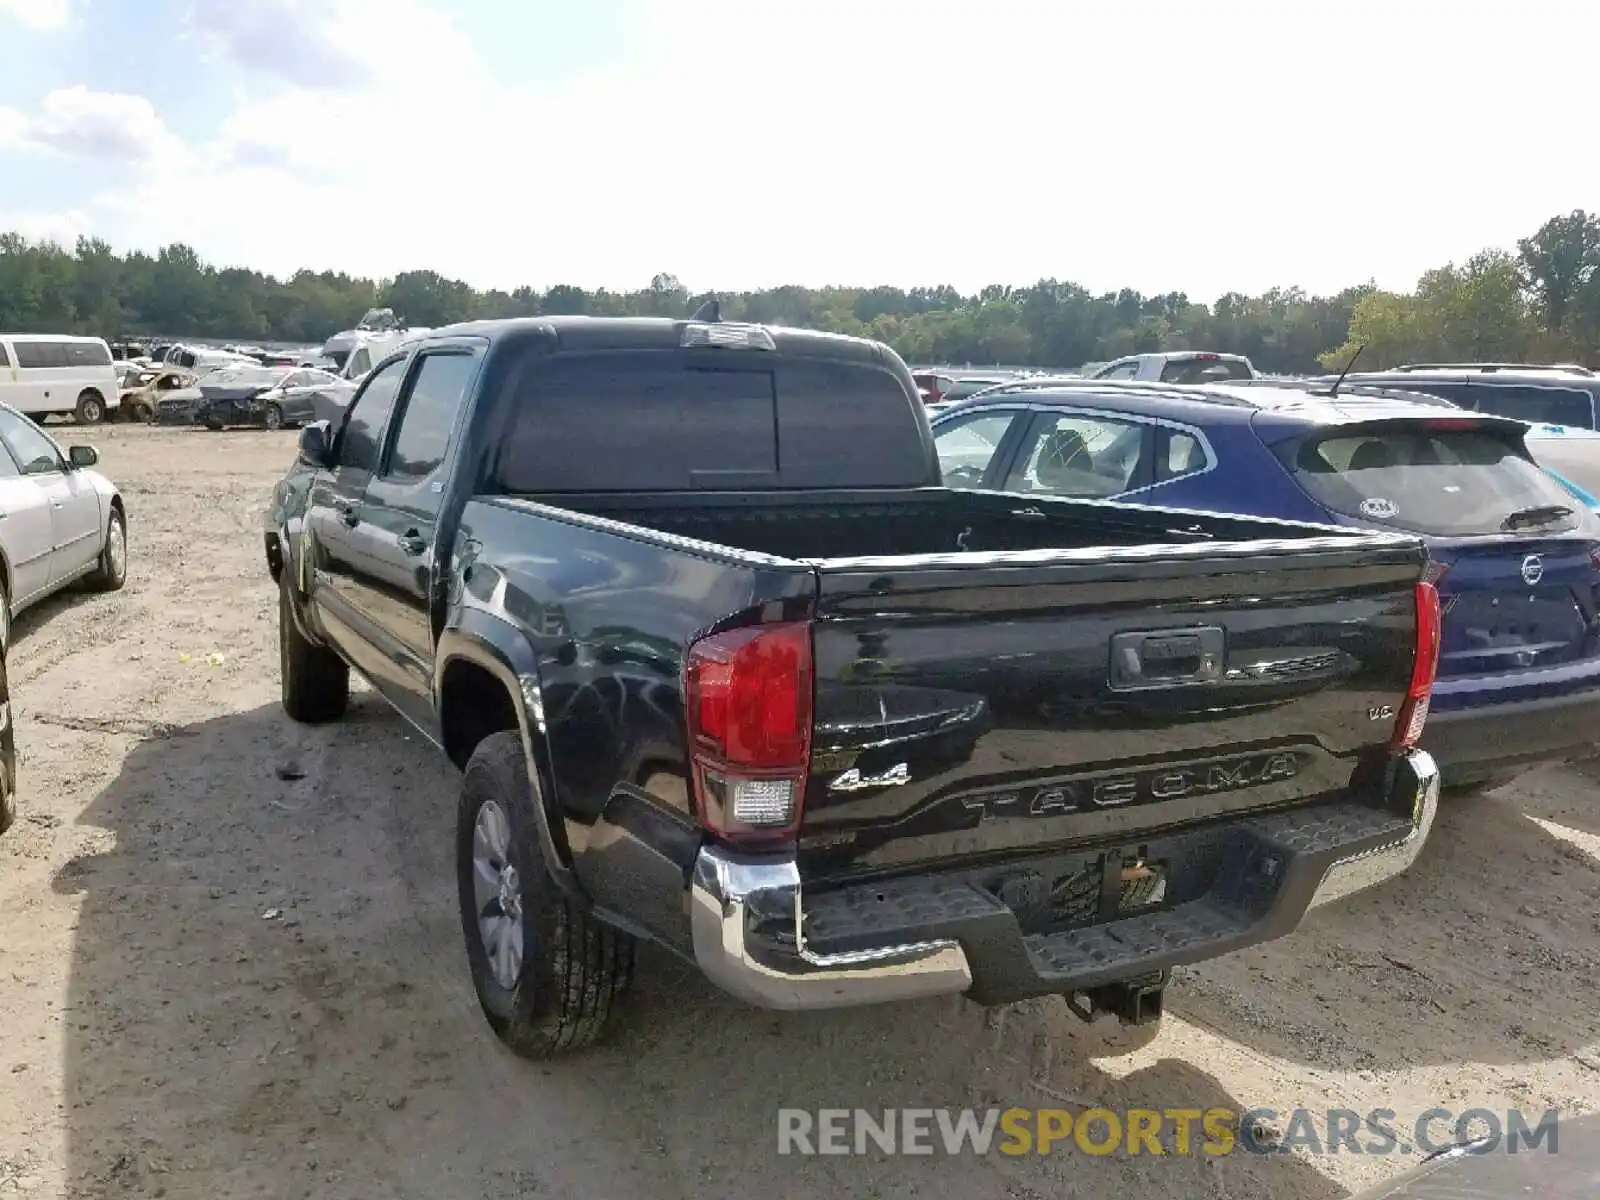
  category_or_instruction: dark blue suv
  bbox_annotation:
[930,378,1600,793]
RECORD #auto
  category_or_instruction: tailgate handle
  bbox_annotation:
[1109,627,1225,691]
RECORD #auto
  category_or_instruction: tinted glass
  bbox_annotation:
[934,412,1017,488]
[386,352,478,481]
[64,341,112,367]
[0,344,10,369]
[1004,413,1145,497]
[773,359,932,488]
[497,353,775,491]
[1292,426,1584,536]
[12,341,65,369]
[336,359,406,472]
[1159,358,1251,384]
[1098,362,1139,380]
[1468,385,1595,429]
[0,409,63,474]
[346,348,370,378]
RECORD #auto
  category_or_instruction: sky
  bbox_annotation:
[0,0,1596,302]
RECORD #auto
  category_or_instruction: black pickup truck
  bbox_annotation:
[264,315,1443,1058]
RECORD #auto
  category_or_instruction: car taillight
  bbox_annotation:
[683,621,813,844]
[1391,581,1441,751]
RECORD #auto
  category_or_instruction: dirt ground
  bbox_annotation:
[2,423,1599,1199]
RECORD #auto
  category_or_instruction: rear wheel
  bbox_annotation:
[457,731,634,1059]
[278,578,348,723]
[74,391,106,425]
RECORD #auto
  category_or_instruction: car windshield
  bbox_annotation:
[207,366,291,387]
[1291,424,1587,536]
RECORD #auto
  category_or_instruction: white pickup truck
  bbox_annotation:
[1089,351,1256,384]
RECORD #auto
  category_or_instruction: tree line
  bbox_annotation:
[1,210,1597,374]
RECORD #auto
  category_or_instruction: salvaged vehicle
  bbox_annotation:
[114,362,198,422]
[194,365,341,430]
[265,315,1441,1058]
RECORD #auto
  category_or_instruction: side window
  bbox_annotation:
[384,352,478,482]
[1004,413,1147,497]
[0,409,64,475]
[1157,429,1209,482]
[65,341,111,367]
[933,412,1020,489]
[1098,362,1139,380]
[0,343,10,369]
[335,358,408,472]
[12,342,50,369]
[347,347,371,379]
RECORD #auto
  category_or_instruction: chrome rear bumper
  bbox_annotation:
[688,748,1439,1012]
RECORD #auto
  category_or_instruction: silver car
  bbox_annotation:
[0,405,127,646]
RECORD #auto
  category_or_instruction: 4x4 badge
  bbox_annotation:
[829,762,910,792]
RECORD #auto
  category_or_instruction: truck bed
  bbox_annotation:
[523,486,1341,561]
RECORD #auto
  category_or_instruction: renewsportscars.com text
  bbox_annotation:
[776,1106,1560,1157]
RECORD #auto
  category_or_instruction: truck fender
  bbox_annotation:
[435,615,582,898]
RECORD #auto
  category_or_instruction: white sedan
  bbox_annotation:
[0,404,127,647]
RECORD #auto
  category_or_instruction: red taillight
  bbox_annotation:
[684,621,813,844]
[1391,581,1441,751]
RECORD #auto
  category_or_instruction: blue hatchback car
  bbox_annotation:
[930,378,1600,792]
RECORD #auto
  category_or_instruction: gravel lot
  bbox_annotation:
[2,424,1598,1199]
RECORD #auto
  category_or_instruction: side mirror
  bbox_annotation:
[67,445,98,469]
[297,422,333,468]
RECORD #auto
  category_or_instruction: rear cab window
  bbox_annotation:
[1288,422,1589,537]
[492,349,932,492]
[1159,357,1252,385]
[1466,384,1596,430]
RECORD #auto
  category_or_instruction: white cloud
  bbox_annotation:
[16,0,1600,302]
[0,0,71,31]
[0,86,185,164]
[180,0,373,90]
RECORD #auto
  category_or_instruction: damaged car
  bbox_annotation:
[193,365,342,431]
[114,361,199,422]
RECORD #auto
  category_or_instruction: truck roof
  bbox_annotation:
[421,315,890,365]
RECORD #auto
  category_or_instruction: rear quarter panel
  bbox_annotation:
[447,497,818,842]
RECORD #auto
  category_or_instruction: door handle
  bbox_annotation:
[398,530,427,556]
[1010,506,1048,519]
[333,500,359,527]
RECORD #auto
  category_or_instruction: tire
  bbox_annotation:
[204,421,225,432]
[0,574,11,653]
[74,390,106,425]
[85,506,127,592]
[457,731,634,1059]
[264,403,284,431]
[278,578,348,723]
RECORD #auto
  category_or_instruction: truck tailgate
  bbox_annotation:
[799,534,1428,881]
